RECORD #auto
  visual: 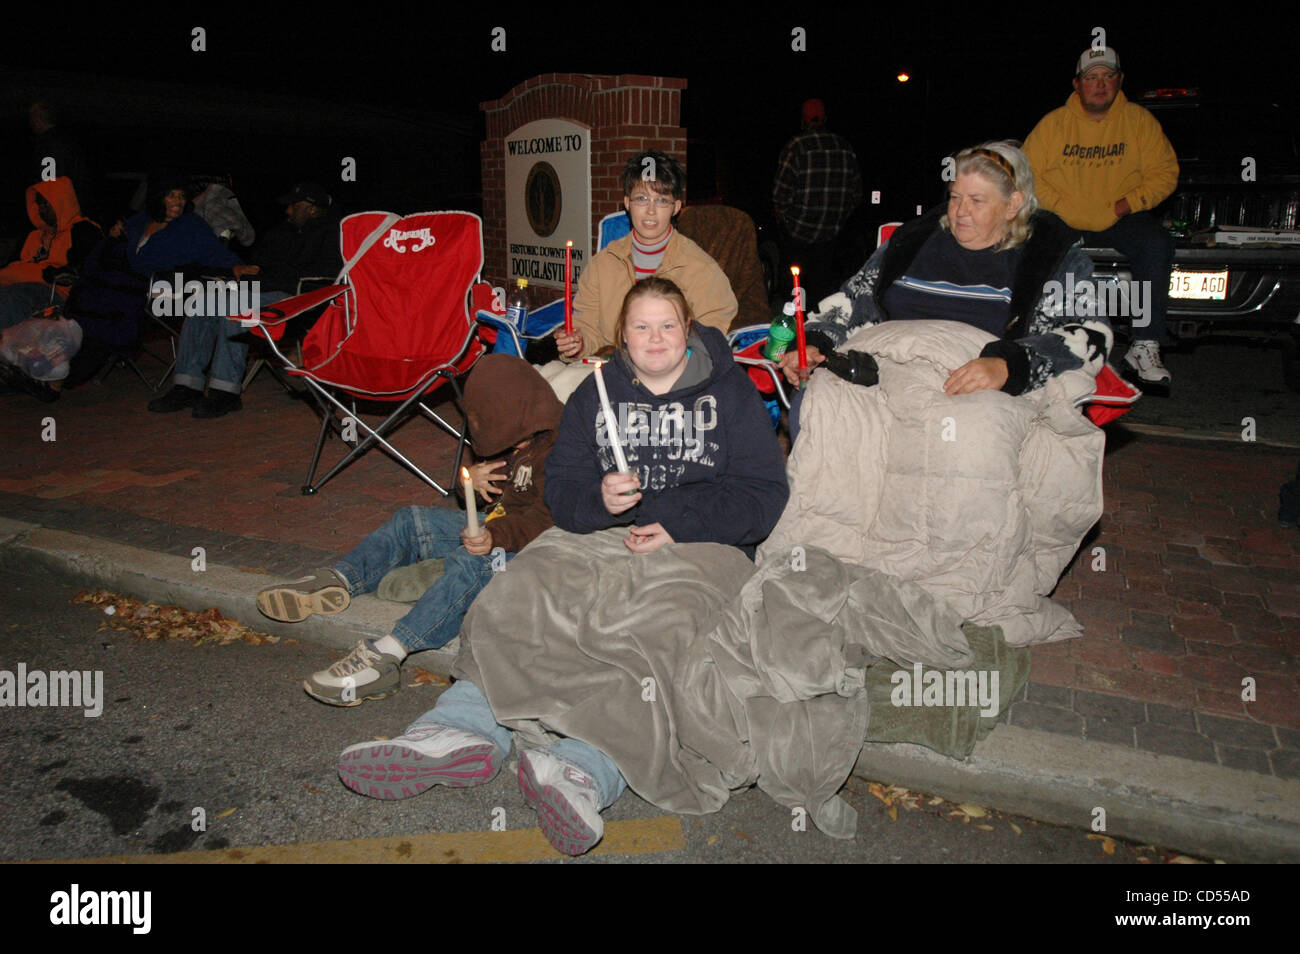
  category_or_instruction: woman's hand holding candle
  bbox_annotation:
[780,345,825,386]
[555,327,584,359]
[601,471,642,515]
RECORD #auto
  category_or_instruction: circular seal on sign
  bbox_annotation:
[524,162,562,237]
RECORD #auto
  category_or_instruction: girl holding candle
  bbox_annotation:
[333,278,788,855]
[544,276,788,557]
[257,355,562,707]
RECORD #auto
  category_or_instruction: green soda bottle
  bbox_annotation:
[763,302,797,361]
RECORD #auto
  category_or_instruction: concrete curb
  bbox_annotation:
[7,517,1298,863]
[0,518,461,669]
[856,730,1300,864]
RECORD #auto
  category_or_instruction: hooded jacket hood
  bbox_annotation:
[464,354,563,457]
[27,177,85,233]
[1,177,98,287]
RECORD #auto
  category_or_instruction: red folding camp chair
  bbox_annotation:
[234,210,484,495]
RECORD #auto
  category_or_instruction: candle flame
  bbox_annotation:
[460,466,470,480]
[790,266,800,276]
[566,240,573,247]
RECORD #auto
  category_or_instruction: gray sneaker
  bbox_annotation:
[304,639,401,706]
[257,568,350,623]
[338,725,501,798]
[1122,340,1171,389]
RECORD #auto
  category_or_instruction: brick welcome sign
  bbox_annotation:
[480,73,687,290]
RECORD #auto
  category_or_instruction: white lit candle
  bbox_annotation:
[461,466,479,535]
[593,361,629,473]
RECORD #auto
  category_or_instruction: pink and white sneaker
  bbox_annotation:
[337,725,500,799]
[518,749,604,856]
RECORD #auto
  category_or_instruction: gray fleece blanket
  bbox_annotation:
[453,527,970,838]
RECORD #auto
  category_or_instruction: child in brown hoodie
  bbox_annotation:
[256,354,563,706]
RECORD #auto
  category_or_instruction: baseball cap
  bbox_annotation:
[277,182,333,206]
[801,98,827,127]
[1077,46,1121,76]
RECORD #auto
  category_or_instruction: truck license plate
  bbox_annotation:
[1169,269,1228,300]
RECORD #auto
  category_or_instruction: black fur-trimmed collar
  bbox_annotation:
[876,206,1077,339]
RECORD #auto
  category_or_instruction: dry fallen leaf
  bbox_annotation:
[1009,823,1022,835]
[215,808,236,820]
[956,803,987,818]
[887,805,897,821]
[410,668,451,687]
[1167,854,1206,864]
[733,829,751,841]
[975,824,994,831]
[303,784,323,795]
[72,589,281,647]
[1087,834,1117,855]
[707,835,718,845]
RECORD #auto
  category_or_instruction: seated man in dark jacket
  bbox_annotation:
[251,181,342,298]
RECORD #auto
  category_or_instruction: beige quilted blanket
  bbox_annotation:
[759,320,1104,645]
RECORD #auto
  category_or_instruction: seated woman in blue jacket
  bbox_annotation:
[335,277,789,856]
[113,176,260,419]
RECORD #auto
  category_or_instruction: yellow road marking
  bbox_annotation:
[40,816,686,864]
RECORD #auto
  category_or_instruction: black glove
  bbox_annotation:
[821,348,878,388]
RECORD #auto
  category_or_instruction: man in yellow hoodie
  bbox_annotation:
[1024,46,1179,391]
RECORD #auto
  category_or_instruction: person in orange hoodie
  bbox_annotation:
[0,177,101,331]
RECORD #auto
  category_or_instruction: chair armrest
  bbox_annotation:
[230,284,347,340]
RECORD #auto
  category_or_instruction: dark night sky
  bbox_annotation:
[3,5,1297,235]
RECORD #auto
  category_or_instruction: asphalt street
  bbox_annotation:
[0,555,1207,866]
[1119,338,1300,447]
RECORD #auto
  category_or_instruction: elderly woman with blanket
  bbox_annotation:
[336,277,789,856]
[760,141,1115,653]
[780,140,1111,398]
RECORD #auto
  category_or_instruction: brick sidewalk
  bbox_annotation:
[3,363,1297,779]
[1009,430,1300,778]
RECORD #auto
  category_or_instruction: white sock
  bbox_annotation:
[374,634,408,661]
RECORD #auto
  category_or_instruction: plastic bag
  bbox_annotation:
[0,314,83,381]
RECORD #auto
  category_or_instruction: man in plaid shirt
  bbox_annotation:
[773,98,863,306]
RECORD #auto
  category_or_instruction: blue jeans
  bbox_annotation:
[1075,211,1173,345]
[333,505,507,653]
[173,289,289,393]
[413,680,627,809]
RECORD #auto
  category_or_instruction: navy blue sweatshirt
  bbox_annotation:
[545,324,789,556]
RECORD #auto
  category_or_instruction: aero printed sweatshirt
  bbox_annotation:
[1023,90,1179,233]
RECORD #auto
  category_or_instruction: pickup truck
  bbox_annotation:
[1081,91,1300,389]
